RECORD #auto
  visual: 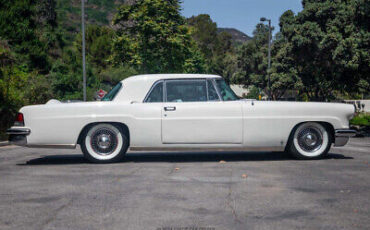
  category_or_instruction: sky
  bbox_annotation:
[181,0,303,36]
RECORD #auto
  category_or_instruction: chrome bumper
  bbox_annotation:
[334,129,356,147]
[6,128,31,146]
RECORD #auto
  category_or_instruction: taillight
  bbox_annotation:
[14,113,24,126]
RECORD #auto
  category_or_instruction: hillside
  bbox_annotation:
[217,28,252,44]
[56,1,249,45]
[56,0,125,34]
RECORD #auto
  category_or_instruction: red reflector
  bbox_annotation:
[16,113,24,122]
[14,113,24,126]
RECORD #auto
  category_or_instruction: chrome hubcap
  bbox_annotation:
[304,134,317,146]
[297,127,323,152]
[90,128,118,155]
[97,134,111,149]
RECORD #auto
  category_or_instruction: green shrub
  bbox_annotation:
[350,113,370,126]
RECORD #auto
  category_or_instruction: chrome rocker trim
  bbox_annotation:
[334,129,357,147]
[26,144,76,149]
[130,146,285,152]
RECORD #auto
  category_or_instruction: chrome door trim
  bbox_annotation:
[130,146,284,152]
[26,144,77,149]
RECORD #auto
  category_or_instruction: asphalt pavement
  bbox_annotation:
[0,138,369,230]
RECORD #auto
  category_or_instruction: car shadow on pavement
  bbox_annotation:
[17,151,353,165]
[17,154,87,165]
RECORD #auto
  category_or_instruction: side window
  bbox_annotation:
[166,80,207,102]
[145,82,163,102]
[215,79,239,101]
[102,83,122,101]
[207,80,219,101]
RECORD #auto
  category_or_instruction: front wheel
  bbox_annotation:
[81,123,128,163]
[288,122,332,160]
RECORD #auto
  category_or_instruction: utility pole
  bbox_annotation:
[260,17,272,100]
[81,0,87,101]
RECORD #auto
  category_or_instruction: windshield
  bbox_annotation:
[215,79,239,101]
[102,83,122,101]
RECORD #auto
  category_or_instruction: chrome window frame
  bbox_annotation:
[207,79,222,101]
[103,82,123,101]
[213,78,239,101]
[164,78,220,103]
[143,78,222,103]
[143,80,164,103]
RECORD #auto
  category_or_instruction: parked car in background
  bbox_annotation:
[7,74,356,163]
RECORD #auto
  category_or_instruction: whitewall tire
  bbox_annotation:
[288,122,332,159]
[81,123,128,163]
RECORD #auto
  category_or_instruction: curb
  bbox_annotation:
[0,141,10,147]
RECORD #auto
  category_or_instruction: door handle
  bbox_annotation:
[164,106,176,111]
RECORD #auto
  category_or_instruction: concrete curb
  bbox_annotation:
[0,141,10,147]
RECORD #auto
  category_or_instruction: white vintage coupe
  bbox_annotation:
[7,74,356,163]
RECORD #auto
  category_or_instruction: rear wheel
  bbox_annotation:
[81,123,128,163]
[288,122,332,160]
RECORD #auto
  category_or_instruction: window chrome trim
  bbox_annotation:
[213,78,239,101]
[212,78,223,100]
[143,80,164,103]
[104,82,122,101]
[208,79,221,101]
[164,79,167,102]
[144,78,222,103]
[206,79,210,101]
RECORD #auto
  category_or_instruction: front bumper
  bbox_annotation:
[334,129,357,147]
[6,127,31,146]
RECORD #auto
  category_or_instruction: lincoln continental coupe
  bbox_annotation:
[7,74,356,163]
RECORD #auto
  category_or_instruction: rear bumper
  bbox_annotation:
[334,129,357,147]
[6,127,76,149]
[6,127,30,146]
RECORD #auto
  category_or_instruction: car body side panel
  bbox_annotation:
[127,103,162,147]
[161,101,243,144]
[242,100,354,148]
[21,102,162,147]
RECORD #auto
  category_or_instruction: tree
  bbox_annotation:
[74,25,115,69]
[187,14,218,60]
[279,0,370,100]
[187,14,236,78]
[268,32,302,100]
[0,0,58,72]
[0,40,29,137]
[234,24,270,94]
[234,22,303,100]
[112,0,205,73]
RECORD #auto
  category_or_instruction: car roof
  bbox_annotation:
[115,74,222,102]
[121,74,221,84]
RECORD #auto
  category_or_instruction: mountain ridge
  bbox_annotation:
[57,1,250,44]
[217,28,252,44]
